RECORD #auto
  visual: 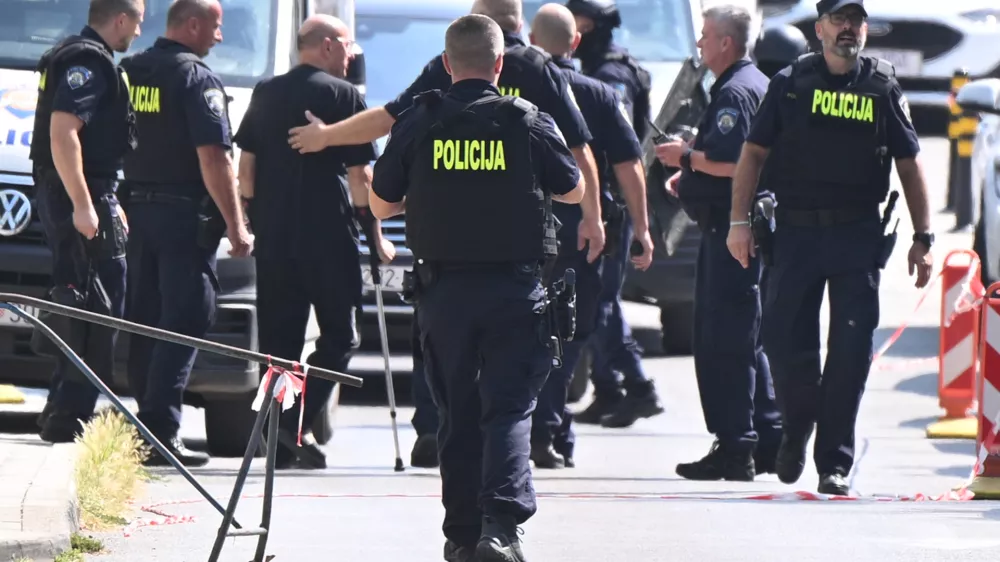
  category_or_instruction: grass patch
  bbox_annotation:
[16,533,105,562]
[74,406,152,531]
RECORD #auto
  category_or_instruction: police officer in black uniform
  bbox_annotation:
[119,0,253,467]
[234,15,392,469]
[655,3,783,482]
[753,24,811,79]
[371,15,584,562]
[728,0,933,496]
[527,2,654,470]
[31,0,143,443]
[565,0,663,429]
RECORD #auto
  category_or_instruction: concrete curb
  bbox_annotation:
[0,443,79,562]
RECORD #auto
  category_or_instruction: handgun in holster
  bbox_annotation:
[751,192,777,267]
[401,268,421,304]
[540,268,577,369]
[196,196,227,250]
[601,200,625,257]
[876,191,900,270]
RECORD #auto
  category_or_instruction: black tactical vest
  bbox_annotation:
[119,47,230,195]
[30,35,137,178]
[765,54,895,209]
[602,51,652,140]
[404,91,558,262]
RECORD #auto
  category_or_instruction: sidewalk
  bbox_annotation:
[0,431,79,562]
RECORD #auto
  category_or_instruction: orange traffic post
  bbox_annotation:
[965,282,1000,498]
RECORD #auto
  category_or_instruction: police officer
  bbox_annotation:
[727,0,933,495]
[654,4,783,481]
[233,15,393,469]
[754,24,811,79]
[120,0,253,467]
[527,3,653,470]
[31,0,143,443]
[371,15,584,562]
[565,0,662,429]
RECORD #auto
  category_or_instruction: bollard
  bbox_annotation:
[946,69,969,212]
[966,282,1000,498]
[927,250,982,439]
[953,69,980,231]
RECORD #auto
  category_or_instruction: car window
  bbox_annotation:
[356,15,454,105]
[521,0,696,62]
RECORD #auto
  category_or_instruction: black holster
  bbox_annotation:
[602,200,626,257]
[29,266,113,366]
[751,192,776,267]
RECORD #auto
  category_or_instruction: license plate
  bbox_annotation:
[0,305,40,328]
[862,48,923,77]
[362,265,407,292]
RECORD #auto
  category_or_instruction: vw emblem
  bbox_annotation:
[0,188,32,236]
[867,21,893,37]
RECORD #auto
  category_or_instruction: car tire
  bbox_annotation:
[204,392,265,458]
[567,346,592,404]
[660,302,694,356]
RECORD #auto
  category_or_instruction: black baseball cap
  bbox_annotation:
[816,0,868,17]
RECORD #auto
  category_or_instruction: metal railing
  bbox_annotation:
[0,292,364,562]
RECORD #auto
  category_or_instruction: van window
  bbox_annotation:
[0,0,276,89]
[355,14,453,106]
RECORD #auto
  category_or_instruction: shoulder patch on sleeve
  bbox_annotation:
[611,82,627,96]
[203,88,226,118]
[66,66,93,90]
[565,84,580,113]
[899,94,912,123]
[716,107,739,135]
[618,100,632,125]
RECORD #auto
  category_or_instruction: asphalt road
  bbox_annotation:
[7,136,1000,561]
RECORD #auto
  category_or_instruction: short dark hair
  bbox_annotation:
[166,0,215,28]
[88,0,142,26]
[445,14,504,76]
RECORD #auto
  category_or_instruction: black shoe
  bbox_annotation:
[753,433,782,475]
[276,429,327,469]
[36,401,54,432]
[143,435,210,468]
[39,411,91,444]
[818,473,849,496]
[411,434,439,468]
[675,441,755,482]
[530,444,565,469]
[476,515,526,562]
[600,383,664,428]
[575,392,623,425]
[444,539,477,562]
[775,425,814,485]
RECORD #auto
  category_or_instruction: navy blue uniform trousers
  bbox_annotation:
[124,196,218,439]
[692,213,781,450]
[531,249,603,459]
[37,178,127,416]
[410,307,439,437]
[416,263,552,548]
[762,217,882,476]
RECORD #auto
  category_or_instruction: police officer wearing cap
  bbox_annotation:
[32,0,143,444]
[728,0,933,496]
[234,14,394,470]
[754,24,811,79]
[119,0,253,467]
[371,15,584,562]
[655,3,783,482]
[565,0,663,430]
[526,2,653,470]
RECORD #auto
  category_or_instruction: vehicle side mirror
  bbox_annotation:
[956,79,1000,115]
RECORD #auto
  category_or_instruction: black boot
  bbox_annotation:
[276,429,327,469]
[753,431,782,475]
[530,443,565,469]
[575,391,623,425]
[444,539,477,562]
[775,424,814,484]
[818,473,849,496]
[411,434,439,468]
[143,435,210,468]
[476,515,526,562]
[675,441,755,482]
[39,411,91,444]
[600,381,664,428]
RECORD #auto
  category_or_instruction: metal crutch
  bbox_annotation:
[367,236,405,472]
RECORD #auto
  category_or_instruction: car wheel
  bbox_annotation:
[567,346,592,404]
[312,382,341,445]
[660,302,694,356]
[204,392,265,458]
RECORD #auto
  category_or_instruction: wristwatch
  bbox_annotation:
[913,232,934,249]
[680,147,693,172]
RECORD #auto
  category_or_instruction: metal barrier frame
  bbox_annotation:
[0,293,364,562]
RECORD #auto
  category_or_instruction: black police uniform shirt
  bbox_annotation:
[677,59,768,209]
[383,31,592,150]
[550,55,641,252]
[747,56,920,208]
[234,64,377,260]
[41,26,127,177]
[373,79,580,211]
[582,45,649,141]
[121,38,231,196]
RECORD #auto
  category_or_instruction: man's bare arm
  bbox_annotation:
[571,145,600,221]
[197,145,244,230]
[729,142,770,221]
[290,107,396,153]
[552,174,585,204]
[689,151,737,178]
[237,151,255,199]
[612,159,650,232]
[895,157,931,233]
[369,188,405,220]
[348,164,386,232]
[50,112,92,212]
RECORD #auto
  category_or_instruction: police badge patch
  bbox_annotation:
[618,100,632,125]
[899,95,912,123]
[203,88,226,118]
[612,82,627,96]
[66,66,92,90]
[716,107,739,135]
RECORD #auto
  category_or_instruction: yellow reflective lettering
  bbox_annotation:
[493,141,506,171]
[861,97,873,122]
[821,91,833,115]
[433,140,444,169]
[469,141,481,170]
[39,71,47,92]
[812,89,823,114]
[444,140,456,169]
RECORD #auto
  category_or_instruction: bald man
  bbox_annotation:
[232,15,395,469]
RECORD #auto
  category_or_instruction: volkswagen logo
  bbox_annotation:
[0,188,32,237]
[867,21,893,37]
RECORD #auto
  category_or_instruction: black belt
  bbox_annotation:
[424,260,541,273]
[775,207,879,227]
[691,206,729,231]
[128,189,199,205]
